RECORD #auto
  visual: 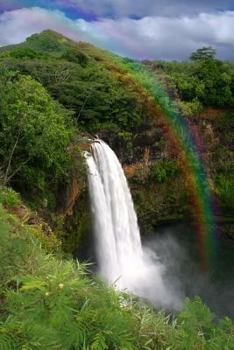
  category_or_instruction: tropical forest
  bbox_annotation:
[0,3,234,349]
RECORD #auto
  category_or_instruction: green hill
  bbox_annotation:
[0,30,149,133]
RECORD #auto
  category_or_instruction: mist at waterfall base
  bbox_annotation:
[85,140,183,310]
[85,140,234,317]
[145,224,234,319]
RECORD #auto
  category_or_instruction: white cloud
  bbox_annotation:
[0,7,234,60]
[0,7,81,46]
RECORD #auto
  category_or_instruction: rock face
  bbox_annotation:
[57,174,82,218]
[93,122,188,232]
[68,108,233,247]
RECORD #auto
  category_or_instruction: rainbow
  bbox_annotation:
[0,1,218,269]
[113,59,217,270]
[82,45,218,269]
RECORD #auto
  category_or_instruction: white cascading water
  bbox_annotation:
[86,140,182,308]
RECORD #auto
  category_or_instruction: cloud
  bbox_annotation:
[1,1,234,19]
[0,7,81,46]
[56,0,234,18]
[0,7,234,61]
[91,11,234,60]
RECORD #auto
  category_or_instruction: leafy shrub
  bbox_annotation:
[215,175,234,211]
[150,160,179,183]
[9,47,39,59]
[62,47,88,66]
[0,186,21,208]
[177,98,203,117]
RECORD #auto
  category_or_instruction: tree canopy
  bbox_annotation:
[0,68,74,204]
[190,47,216,61]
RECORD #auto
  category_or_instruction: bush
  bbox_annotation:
[0,186,21,208]
[150,160,179,183]
[215,175,234,211]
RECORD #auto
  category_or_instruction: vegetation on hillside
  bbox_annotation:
[140,49,234,221]
[0,31,233,235]
[0,188,233,349]
[144,47,234,116]
[0,30,148,133]
[0,29,234,349]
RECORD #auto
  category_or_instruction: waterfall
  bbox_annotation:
[86,140,182,308]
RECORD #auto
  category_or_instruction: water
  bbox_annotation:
[84,140,234,317]
[85,140,182,309]
[145,223,234,319]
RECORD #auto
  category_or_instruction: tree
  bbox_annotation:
[190,47,216,61]
[0,68,74,197]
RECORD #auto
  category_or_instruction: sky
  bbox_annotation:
[0,0,234,60]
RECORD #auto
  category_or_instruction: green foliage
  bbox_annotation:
[9,47,41,59]
[0,67,74,206]
[146,54,234,109]
[150,160,179,183]
[175,297,234,350]
[25,30,70,55]
[1,31,148,133]
[0,204,138,349]
[0,186,21,208]
[177,99,203,117]
[61,47,89,66]
[0,202,233,349]
[190,47,216,61]
[17,59,143,131]
[215,174,234,211]
[193,59,233,106]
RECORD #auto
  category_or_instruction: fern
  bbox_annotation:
[0,327,15,350]
[0,194,233,349]
[91,333,108,350]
